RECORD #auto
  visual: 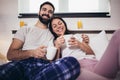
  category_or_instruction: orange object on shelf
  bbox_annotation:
[77,20,83,29]
[20,21,25,27]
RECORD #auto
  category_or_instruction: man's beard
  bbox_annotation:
[38,14,51,26]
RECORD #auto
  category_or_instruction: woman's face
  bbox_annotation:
[51,18,66,36]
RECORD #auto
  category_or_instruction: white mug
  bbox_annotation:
[63,34,73,47]
[46,47,57,60]
[63,34,82,47]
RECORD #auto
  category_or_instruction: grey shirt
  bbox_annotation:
[14,26,54,50]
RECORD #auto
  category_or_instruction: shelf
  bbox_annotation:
[18,13,110,18]
[12,30,115,34]
[69,30,115,34]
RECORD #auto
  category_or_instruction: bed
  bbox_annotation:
[1,29,119,80]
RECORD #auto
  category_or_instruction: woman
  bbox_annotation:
[49,16,97,71]
[49,16,120,80]
[48,17,94,55]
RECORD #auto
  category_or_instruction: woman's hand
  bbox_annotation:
[54,36,65,48]
[68,36,94,55]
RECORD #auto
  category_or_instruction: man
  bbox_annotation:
[0,2,80,80]
[7,1,55,61]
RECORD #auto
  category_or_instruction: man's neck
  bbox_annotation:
[35,20,48,29]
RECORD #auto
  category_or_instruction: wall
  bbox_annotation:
[0,0,120,55]
[0,0,19,55]
[65,0,120,30]
[19,0,120,30]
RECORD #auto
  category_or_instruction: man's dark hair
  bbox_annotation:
[40,1,55,12]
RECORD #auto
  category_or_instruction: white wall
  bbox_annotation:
[19,0,120,30]
[65,0,120,30]
[0,0,19,55]
[0,0,120,55]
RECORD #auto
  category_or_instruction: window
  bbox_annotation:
[18,0,110,18]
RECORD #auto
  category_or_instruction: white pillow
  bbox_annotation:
[90,30,109,60]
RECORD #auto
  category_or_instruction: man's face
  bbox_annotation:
[39,4,54,25]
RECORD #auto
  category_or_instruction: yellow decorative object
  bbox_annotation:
[20,21,25,27]
[77,20,83,29]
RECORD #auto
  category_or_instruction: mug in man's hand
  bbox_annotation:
[46,47,57,60]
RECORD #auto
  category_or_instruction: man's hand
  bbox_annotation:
[81,34,89,44]
[30,46,47,58]
[68,36,81,48]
